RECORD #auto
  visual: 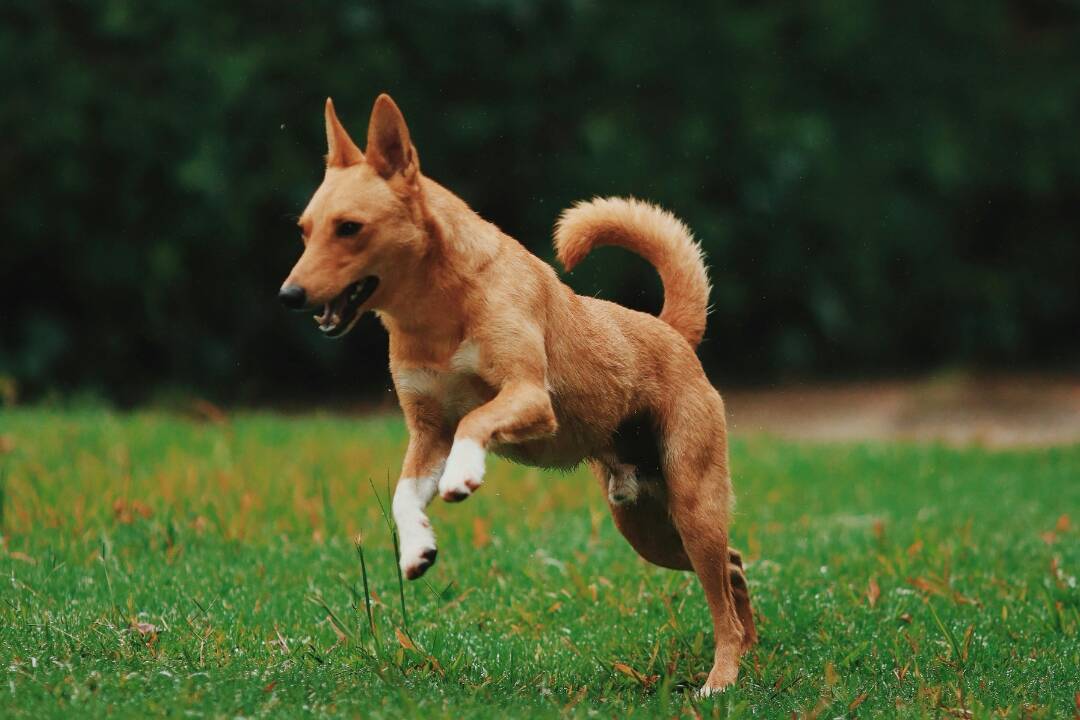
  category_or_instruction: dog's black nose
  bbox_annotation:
[278,284,307,310]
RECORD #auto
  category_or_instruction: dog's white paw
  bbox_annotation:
[393,475,439,580]
[398,520,438,580]
[438,439,486,502]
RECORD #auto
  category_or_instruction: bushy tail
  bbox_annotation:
[554,197,711,348]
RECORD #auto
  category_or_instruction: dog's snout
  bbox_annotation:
[278,284,308,310]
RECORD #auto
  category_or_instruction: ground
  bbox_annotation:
[726,373,1080,447]
[1,408,1077,718]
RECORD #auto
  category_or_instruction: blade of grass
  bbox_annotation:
[926,599,961,661]
[319,468,337,538]
[307,592,357,643]
[368,476,410,634]
[355,535,379,649]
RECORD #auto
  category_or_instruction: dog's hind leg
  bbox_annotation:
[592,460,757,647]
[595,414,695,568]
[590,459,692,570]
[727,548,757,651]
[660,407,746,695]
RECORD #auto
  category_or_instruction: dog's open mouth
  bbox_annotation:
[314,276,379,338]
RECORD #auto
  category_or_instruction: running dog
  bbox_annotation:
[279,94,756,693]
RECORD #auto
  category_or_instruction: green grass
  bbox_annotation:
[1,408,1077,718]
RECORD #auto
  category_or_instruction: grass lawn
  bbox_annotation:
[1,408,1077,718]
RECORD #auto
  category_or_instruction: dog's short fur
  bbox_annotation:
[281,95,757,693]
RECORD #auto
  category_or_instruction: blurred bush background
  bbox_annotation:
[2,0,1079,405]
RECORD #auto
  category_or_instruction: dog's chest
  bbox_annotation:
[393,341,493,421]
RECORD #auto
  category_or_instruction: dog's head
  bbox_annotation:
[280,94,428,338]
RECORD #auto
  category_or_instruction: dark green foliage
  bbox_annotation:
[3,1,1079,402]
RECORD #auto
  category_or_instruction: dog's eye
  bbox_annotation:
[336,221,362,237]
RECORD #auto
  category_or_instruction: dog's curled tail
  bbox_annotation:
[555,197,711,348]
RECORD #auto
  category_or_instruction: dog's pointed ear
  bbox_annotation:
[325,98,364,167]
[366,94,419,180]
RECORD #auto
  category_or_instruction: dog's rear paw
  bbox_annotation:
[698,663,738,698]
[696,683,730,699]
[438,439,485,502]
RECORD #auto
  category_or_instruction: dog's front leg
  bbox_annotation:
[393,408,451,580]
[438,380,557,502]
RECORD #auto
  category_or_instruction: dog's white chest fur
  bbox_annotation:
[394,341,489,419]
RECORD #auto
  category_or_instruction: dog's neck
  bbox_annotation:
[421,177,503,272]
[377,176,501,349]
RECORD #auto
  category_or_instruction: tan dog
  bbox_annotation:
[280,94,757,694]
